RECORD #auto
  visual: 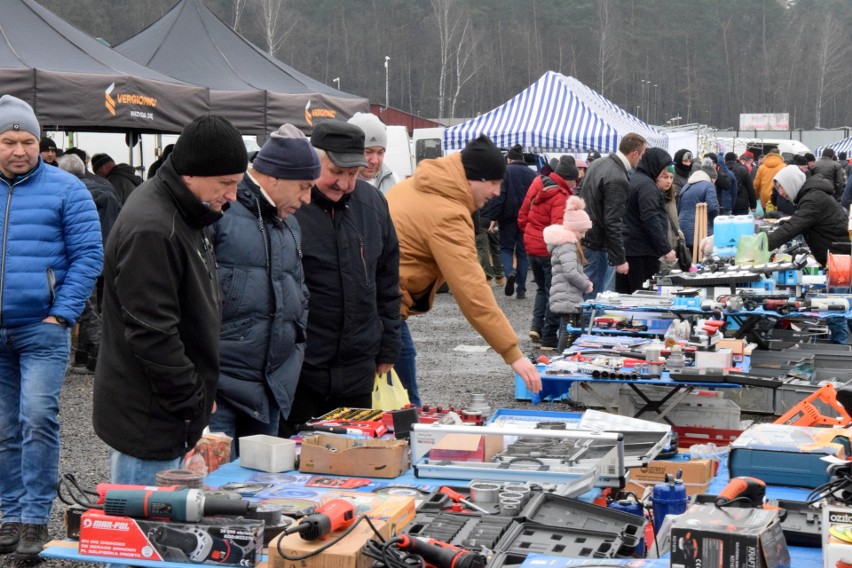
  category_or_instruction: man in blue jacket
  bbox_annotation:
[208,124,320,458]
[0,95,102,561]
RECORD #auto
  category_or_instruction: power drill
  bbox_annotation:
[102,488,256,522]
[148,524,243,564]
[282,499,356,540]
[714,476,766,508]
[394,534,486,568]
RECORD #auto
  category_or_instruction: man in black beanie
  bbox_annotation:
[93,114,248,487]
[386,134,543,401]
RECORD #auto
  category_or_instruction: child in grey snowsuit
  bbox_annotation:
[543,195,594,352]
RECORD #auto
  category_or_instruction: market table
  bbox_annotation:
[41,442,823,567]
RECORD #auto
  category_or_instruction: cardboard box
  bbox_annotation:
[823,502,852,568]
[267,491,416,568]
[623,457,714,497]
[298,434,409,478]
[717,338,745,361]
[78,510,263,566]
[428,432,503,462]
[670,503,790,568]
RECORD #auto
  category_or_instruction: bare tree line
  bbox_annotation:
[42,0,852,128]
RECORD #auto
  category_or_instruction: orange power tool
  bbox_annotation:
[715,477,766,508]
[395,535,486,568]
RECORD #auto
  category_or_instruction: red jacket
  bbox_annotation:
[518,173,573,257]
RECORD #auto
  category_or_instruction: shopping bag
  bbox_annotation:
[674,235,692,271]
[372,369,410,410]
[735,232,770,265]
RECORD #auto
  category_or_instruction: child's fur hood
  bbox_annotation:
[543,224,579,246]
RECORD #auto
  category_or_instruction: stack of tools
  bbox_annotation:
[306,407,388,437]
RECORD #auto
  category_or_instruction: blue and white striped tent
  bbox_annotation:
[816,137,852,157]
[444,71,667,153]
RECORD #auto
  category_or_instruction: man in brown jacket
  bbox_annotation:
[386,135,542,404]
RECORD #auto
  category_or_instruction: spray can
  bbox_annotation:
[608,497,646,556]
[651,473,688,535]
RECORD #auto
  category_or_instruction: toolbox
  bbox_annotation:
[411,423,622,489]
[729,423,852,488]
[494,522,624,560]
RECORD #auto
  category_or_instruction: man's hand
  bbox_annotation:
[488,221,498,233]
[511,357,541,394]
[376,363,394,375]
[615,262,629,274]
[663,250,676,261]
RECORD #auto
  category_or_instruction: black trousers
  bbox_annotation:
[615,255,661,294]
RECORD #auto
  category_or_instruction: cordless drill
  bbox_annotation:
[102,488,256,522]
[282,499,356,540]
[394,534,486,568]
[714,476,766,508]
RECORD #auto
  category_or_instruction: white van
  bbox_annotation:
[412,127,446,165]
[383,125,414,179]
[717,137,811,162]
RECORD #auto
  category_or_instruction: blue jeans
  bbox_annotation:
[499,223,528,292]
[0,321,70,525]
[827,317,849,345]
[109,449,182,485]
[394,320,421,407]
[108,450,182,568]
[208,397,280,461]
[584,248,615,299]
[529,255,559,344]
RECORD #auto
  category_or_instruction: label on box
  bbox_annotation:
[823,503,852,568]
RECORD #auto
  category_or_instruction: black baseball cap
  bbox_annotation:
[310,120,367,168]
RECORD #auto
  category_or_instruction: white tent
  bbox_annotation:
[444,71,667,153]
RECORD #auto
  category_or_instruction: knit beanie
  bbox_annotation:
[252,123,321,180]
[563,195,592,232]
[171,114,248,177]
[39,137,57,152]
[554,156,579,180]
[805,152,816,162]
[347,112,387,149]
[0,95,39,138]
[773,165,806,203]
[792,154,807,166]
[507,144,524,161]
[461,135,506,181]
[91,153,114,172]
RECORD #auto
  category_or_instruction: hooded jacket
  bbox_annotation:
[386,153,524,365]
[811,156,846,200]
[673,149,695,194]
[293,180,401,398]
[107,163,144,204]
[766,176,849,267]
[208,174,309,424]
[753,153,786,206]
[517,173,572,257]
[93,159,224,460]
[579,153,630,264]
[623,148,673,259]
[544,224,591,315]
[677,170,720,246]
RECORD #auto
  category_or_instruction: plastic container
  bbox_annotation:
[238,435,296,472]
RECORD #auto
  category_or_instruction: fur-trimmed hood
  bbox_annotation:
[543,224,579,246]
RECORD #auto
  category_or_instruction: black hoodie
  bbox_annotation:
[622,148,675,258]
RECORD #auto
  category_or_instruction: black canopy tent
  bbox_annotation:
[115,0,369,135]
[0,0,209,134]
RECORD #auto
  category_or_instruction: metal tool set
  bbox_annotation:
[307,407,388,437]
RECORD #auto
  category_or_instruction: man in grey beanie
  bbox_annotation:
[0,95,102,561]
[93,114,247,494]
[207,124,320,458]
[347,112,399,194]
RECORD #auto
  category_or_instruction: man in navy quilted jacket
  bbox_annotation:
[0,95,102,561]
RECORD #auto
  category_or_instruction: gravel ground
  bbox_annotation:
[26,282,543,567]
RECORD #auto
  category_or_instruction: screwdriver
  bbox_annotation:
[439,486,491,514]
